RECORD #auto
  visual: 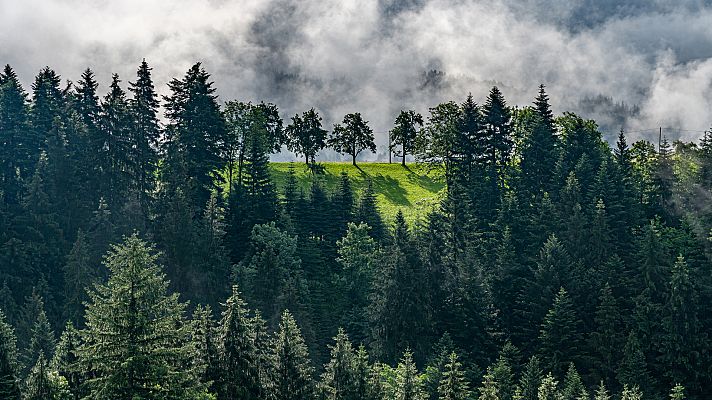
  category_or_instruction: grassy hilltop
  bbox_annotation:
[269,162,446,223]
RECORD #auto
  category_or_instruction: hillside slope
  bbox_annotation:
[269,162,445,222]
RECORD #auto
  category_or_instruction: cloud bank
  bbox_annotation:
[2,0,712,158]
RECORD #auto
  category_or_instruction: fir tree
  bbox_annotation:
[356,180,385,242]
[321,328,358,400]
[0,64,30,204]
[620,385,643,400]
[561,364,587,400]
[23,353,71,400]
[395,350,423,400]
[62,229,96,325]
[669,383,685,400]
[616,331,652,392]
[24,309,55,373]
[537,373,560,400]
[78,235,205,399]
[593,382,610,400]
[271,310,314,400]
[191,305,219,393]
[518,356,542,400]
[588,283,623,384]
[51,322,82,399]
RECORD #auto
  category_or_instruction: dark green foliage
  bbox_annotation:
[389,110,423,166]
[271,310,314,400]
[329,113,376,166]
[78,235,205,399]
[439,352,470,400]
[286,108,327,166]
[0,310,20,399]
[518,356,542,400]
[356,180,385,242]
[51,322,82,399]
[538,288,582,378]
[395,350,423,400]
[23,353,71,400]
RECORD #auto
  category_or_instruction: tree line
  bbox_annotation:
[1,61,712,399]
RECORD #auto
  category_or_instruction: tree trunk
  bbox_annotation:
[352,154,356,166]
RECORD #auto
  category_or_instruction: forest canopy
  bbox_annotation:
[1,62,712,400]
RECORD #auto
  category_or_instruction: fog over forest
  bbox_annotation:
[3,0,712,155]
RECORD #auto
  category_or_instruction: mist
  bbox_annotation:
[2,0,712,159]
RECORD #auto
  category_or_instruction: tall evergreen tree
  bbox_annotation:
[271,310,314,400]
[62,230,96,325]
[0,310,20,399]
[395,350,424,400]
[356,180,385,242]
[538,288,582,378]
[78,235,205,399]
[518,356,542,400]
[51,322,82,400]
[218,285,260,400]
[321,328,359,400]
[0,65,30,205]
[439,352,470,400]
[482,86,513,190]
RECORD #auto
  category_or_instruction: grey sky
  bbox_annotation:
[2,0,712,158]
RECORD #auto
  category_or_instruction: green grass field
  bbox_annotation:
[269,162,446,223]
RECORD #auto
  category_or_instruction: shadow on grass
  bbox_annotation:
[357,168,411,207]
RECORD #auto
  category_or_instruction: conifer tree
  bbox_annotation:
[0,310,20,399]
[518,356,542,400]
[23,353,71,400]
[191,305,219,393]
[271,310,314,400]
[538,288,581,378]
[357,180,385,242]
[669,383,685,400]
[482,86,513,189]
[51,322,82,400]
[395,350,423,400]
[163,62,227,208]
[478,370,499,400]
[438,352,470,400]
[537,373,560,400]
[321,328,358,400]
[593,382,610,400]
[218,286,260,400]
[616,331,652,392]
[62,230,95,325]
[561,363,587,400]
[127,60,160,221]
[620,385,643,400]
[589,283,623,384]
[78,235,205,399]
[24,309,55,372]
[491,351,515,400]
[329,113,376,166]
[390,110,424,166]
[0,64,30,204]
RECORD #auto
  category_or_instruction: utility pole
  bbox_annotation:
[388,131,392,164]
[658,127,662,152]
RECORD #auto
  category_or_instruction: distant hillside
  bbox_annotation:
[269,162,446,222]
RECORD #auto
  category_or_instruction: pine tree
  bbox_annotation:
[438,352,470,400]
[218,285,260,400]
[482,86,513,190]
[335,223,377,343]
[478,369,499,400]
[395,350,423,400]
[78,235,205,399]
[271,310,314,400]
[588,283,623,384]
[491,350,515,400]
[191,305,219,393]
[286,108,327,166]
[0,310,20,399]
[329,113,376,166]
[538,288,581,378]
[390,110,424,166]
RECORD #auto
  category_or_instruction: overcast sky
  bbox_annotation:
[2,0,712,158]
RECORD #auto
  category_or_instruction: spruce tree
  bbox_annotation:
[0,310,20,399]
[127,60,160,221]
[218,286,260,400]
[271,310,314,400]
[438,352,470,400]
[329,113,376,166]
[23,353,71,400]
[51,322,82,400]
[593,382,610,400]
[620,385,643,400]
[24,309,55,373]
[669,383,685,400]
[321,328,358,400]
[616,331,652,392]
[482,86,513,190]
[518,356,542,400]
[62,229,96,325]
[537,373,560,400]
[478,370,499,400]
[588,283,623,384]
[78,235,205,399]
[538,288,582,378]
[561,363,587,400]
[395,350,423,400]
[357,180,385,242]
[191,305,219,393]
[0,64,30,204]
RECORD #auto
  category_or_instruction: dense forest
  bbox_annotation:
[0,60,711,400]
